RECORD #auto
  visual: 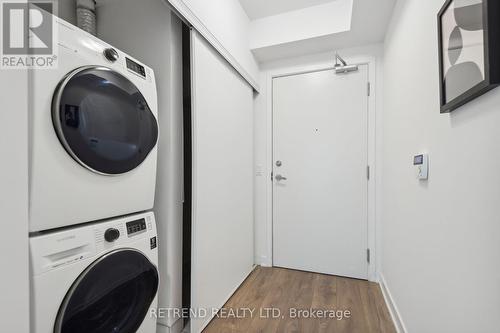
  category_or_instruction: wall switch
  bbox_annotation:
[414,154,428,180]
[255,164,264,177]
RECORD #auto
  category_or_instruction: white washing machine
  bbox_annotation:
[30,211,159,333]
[29,17,159,232]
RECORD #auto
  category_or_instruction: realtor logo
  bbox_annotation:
[1,0,57,68]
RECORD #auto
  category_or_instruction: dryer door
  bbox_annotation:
[53,66,159,175]
[54,249,159,333]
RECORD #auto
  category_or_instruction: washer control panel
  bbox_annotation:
[30,212,156,275]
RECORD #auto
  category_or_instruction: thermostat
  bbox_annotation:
[414,154,428,180]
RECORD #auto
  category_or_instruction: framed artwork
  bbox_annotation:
[438,0,500,113]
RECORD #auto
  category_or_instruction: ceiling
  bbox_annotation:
[248,0,396,63]
[239,0,337,20]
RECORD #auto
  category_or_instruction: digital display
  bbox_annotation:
[126,57,146,78]
[413,155,424,165]
[126,218,146,235]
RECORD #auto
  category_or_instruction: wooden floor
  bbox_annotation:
[203,266,396,333]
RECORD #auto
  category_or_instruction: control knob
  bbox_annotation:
[103,48,119,62]
[104,228,120,242]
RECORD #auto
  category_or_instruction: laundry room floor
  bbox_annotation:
[203,266,396,333]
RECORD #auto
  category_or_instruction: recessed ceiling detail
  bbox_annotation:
[239,0,338,20]
[241,0,397,63]
[249,0,354,52]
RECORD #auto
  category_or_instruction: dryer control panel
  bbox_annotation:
[126,57,146,78]
[126,218,147,236]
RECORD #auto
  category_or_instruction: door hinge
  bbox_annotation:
[366,165,370,180]
[367,249,371,263]
[271,171,273,181]
[367,82,371,96]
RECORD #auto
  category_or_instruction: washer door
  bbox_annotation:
[54,249,159,333]
[53,66,159,175]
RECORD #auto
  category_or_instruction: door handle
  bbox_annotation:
[275,174,287,181]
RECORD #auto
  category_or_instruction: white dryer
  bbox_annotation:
[30,211,159,333]
[29,18,159,232]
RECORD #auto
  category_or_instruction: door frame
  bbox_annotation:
[262,55,379,282]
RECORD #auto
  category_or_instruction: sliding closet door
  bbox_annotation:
[190,31,254,333]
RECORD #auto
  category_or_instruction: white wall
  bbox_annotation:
[381,0,500,332]
[0,61,29,332]
[254,45,384,276]
[97,2,185,332]
[168,0,259,89]
[57,0,76,25]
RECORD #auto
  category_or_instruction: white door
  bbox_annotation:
[190,31,254,333]
[273,66,369,280]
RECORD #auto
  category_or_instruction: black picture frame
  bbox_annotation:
[438,0,500,113]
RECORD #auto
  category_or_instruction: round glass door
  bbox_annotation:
[52,66,158,175]
[54,249,159,333]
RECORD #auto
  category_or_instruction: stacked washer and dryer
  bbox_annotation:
[29,18,161,333]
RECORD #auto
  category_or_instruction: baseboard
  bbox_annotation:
[255,255,272,267]
[378,273,408,333]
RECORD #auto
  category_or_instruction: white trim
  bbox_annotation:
[189,28,200,333]
[257,255,272,267]
[165,0,260,92]
[263,55,378,281]
[378,273,408,333]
